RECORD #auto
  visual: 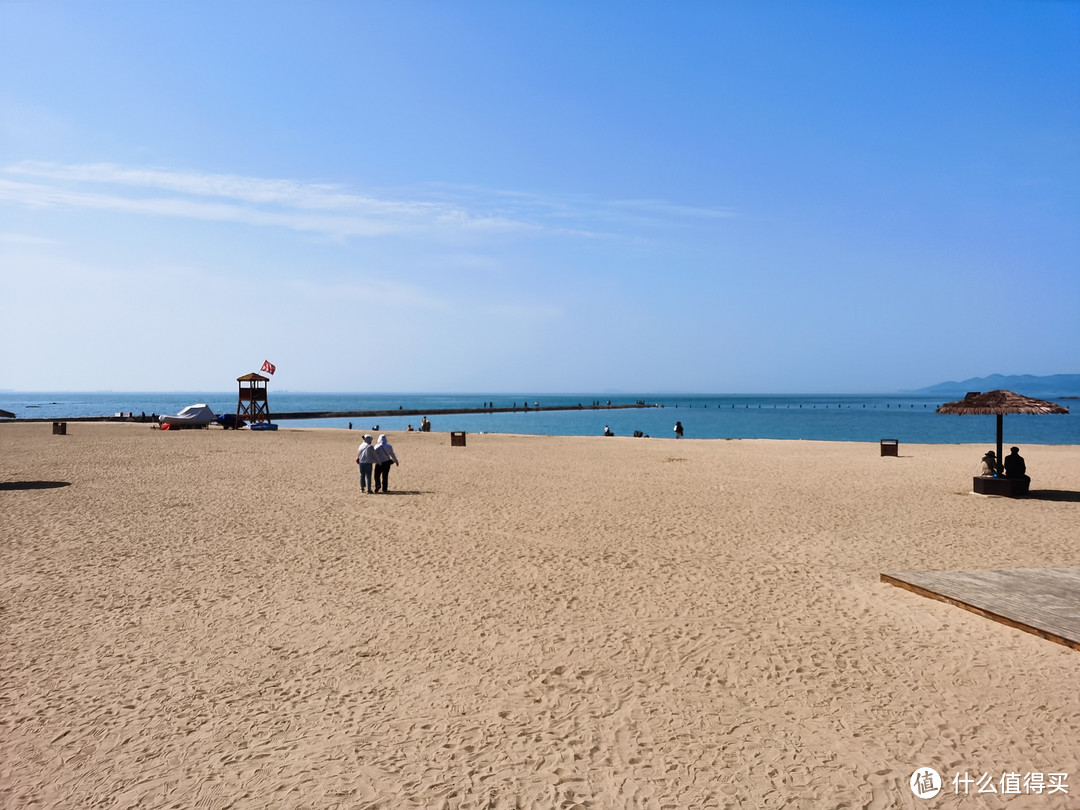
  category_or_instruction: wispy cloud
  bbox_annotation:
[9,161,442,216]
[0,177,408,237]
[0,232,58,245]
[424,183,738,229]
[1,161,735,242]
[1,162,545,240]
[607,197,738,221]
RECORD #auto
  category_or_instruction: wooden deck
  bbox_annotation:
[881,568,1080,651]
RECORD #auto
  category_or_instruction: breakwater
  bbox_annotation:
[274,402,653,420]
[12,402,655,424]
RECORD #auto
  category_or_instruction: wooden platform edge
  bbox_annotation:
[879,573,1079,652]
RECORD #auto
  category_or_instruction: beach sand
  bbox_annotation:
[2,423,1078,808]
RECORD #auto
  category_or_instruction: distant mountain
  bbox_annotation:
[912,374,1080,398]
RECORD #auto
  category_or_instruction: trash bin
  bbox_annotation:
[450,431,466,447]
[880,439,898,457]
[53,422,67,435]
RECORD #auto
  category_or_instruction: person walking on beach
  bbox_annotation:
[674,421,684,439]
[356,434,378,493]
[373,434,399,493]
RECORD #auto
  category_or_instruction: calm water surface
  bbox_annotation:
[3,392,1077,445]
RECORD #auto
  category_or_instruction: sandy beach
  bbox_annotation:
[2,422,1078,809]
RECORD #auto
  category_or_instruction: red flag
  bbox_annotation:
[261,360,276,375]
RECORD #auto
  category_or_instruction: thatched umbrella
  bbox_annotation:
[936,390,1069,466]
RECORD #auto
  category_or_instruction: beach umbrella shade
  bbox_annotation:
[936,390,1069,465]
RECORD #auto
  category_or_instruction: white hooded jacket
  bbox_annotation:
[373,434,398,464]
[357,435,379,464]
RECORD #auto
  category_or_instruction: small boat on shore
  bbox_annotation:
[159,403,216,428]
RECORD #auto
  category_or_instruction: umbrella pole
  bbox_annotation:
[996,414,1003,473]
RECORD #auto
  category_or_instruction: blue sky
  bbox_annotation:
[1,1,1078,393]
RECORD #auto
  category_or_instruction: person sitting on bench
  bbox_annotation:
[1003,447,1030,485]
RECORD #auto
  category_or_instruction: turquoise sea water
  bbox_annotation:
[2,392,1078,445]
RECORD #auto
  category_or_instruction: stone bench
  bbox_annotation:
[973,476,1030,497]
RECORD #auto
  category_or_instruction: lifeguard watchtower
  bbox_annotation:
[236,372,271,426]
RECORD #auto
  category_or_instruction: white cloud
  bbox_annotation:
[0,232,58,245]
[1,162,545,240]
[8,161,439,215]
[607,198,738,221]
[426,183,738,228]
[0,178,403,237]
[1,161,734,242]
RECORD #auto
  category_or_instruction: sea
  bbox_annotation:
[2,392,1078,445]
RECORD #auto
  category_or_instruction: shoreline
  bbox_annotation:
[5,419,1078,449]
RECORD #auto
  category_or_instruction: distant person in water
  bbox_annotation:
[373,434,399,493]
[604,425,613,437]
[674,421,684,439]
[421,417,430,432]
[979,450,999,477]
[1003,447,1029,483]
